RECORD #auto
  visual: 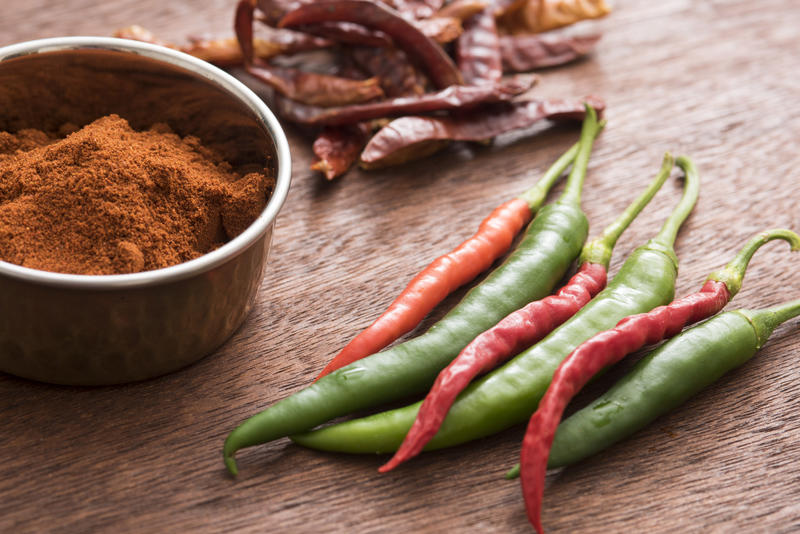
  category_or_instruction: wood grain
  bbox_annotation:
[1,1,799,532]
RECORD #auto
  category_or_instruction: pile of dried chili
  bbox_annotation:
[115,0,610,179]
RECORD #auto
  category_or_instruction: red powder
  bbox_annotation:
[0,115,274,275]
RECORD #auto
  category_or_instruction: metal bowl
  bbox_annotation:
[0,37,291,385]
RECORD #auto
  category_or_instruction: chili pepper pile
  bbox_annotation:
[378,152,675,471]
[216,110,799,531]
[223,107,603,474]
[115,0,610,179]
[515,228,800,533]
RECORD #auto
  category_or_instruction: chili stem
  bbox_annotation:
[652,155,699,247]
[744,298,800,349]
[559,105,603,206]
[519,116,605,210]
[708,229,800,297]
[517,143,578,210]
[580,153,674,267]
[766,298,800,324]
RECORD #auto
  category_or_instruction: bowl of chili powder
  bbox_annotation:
[0,37,291,385]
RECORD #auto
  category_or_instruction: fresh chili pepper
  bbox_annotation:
[311,124,373,180]
[500,33,601,73]
[317,138,589,378]
[510,296,800,526]
[379,153,675,472]
[274,76,537,126]
[360,96,604,169]
[456,8,503,85]
[518,228,800,534]
[289,155,699,455]
[223,109,603,475]
[277,0,464,89]
[545,298,800,469]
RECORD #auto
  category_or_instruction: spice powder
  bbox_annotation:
[0,115,274,275]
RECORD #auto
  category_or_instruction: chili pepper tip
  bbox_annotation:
[505,464,520,479]
[225,458,238,476]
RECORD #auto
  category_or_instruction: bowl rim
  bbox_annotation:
[0,36,292,289]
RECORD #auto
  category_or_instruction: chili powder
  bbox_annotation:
[0,115,274,275]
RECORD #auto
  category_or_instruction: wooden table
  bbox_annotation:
[2,1,799,532]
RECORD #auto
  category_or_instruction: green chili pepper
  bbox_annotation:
[505,297,800,478]
[223,108,604,475]
[290,156,700,455]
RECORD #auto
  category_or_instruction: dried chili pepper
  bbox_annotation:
[518,229,800,533]
[278,0,464,88]
[390,0,445,20]
[255,0,309,26]
[113,25,332,67]
[311,124,373,180]
[499,0,611,35]
[289,156,698,456]
[379,154,674,472]
[236,0,386,106]
[247,63,385,106]
[350,47,428,97]
[224,111,602,475]
[360,96,604,169]
[317,139,587,377]
[413,16,464,44]
[500,33,601,72]
[456,8,502,85]
[436,0,490,21]
[295,21,394,48]
[274,77,537,126]
[236,0,258,63]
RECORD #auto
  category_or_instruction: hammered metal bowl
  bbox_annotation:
[0,37,291,385]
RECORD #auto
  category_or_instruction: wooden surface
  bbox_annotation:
[2,1,800,532]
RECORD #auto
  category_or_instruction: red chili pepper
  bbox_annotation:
[379,153,674,472]
[519,228,800,534]
[379,263,606,472]
[315,139,588,380]
[317,198,532,378]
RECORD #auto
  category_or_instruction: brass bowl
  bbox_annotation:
[0,37,291,385]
